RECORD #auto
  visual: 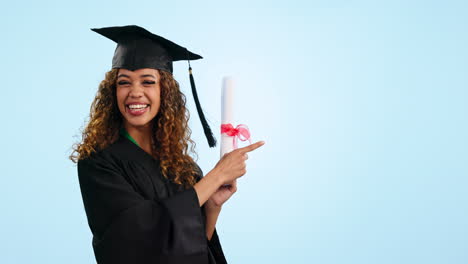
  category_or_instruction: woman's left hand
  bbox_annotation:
[206,180,237,209]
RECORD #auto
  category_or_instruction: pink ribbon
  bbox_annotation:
[221,123,252,149]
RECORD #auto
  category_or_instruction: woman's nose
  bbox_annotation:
[129,83,144,97]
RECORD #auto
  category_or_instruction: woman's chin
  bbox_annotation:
[124,118,153,128]
[121,110,158,129]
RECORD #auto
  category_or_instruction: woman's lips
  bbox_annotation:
[126,105,149,116]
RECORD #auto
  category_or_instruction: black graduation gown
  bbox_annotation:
[77,135,228,264]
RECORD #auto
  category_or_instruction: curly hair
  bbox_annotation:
[69,68,200,189]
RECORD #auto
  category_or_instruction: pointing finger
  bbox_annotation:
[239,141,265,153]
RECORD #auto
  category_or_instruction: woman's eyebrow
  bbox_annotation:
[117,74,130,79]
[140,74,156,79]
[117,74,156,79]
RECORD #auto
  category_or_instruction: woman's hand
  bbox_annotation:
[195,141,265,208]
[213,141,265,185]
[206,180,238,208]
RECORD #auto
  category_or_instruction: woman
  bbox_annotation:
[69,25,264,264]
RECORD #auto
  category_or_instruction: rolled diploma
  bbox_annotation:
[221,77,235,186]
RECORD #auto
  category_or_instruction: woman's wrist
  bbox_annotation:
[193,168,225,207]
[205,168,225,187]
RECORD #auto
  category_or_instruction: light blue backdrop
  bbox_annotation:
[1,0,467,263]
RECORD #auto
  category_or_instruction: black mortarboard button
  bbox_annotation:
[91,25,216,147]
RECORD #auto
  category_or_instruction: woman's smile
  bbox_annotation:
[126,103,150,116]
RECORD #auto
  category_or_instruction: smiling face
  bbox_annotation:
[116,68,161,130]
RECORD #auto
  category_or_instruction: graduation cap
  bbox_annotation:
[91,25,216,147]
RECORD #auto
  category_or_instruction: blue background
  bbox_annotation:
[1,0,467,263]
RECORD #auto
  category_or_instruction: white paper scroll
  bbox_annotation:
[220,77,235,158]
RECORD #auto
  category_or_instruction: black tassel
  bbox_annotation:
[189,66,217,147]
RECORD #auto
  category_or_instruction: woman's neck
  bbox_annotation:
[124,123,153,156]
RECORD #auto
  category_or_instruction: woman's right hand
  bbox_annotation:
[213,141,265,185]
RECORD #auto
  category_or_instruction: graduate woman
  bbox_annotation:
[69,25,264,264]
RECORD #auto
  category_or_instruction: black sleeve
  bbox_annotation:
[77,154,209,264]
[207,228,228,264]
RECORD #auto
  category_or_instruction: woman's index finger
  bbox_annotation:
[239,141,265,153]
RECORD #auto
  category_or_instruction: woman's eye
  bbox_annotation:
[117,80,155,86]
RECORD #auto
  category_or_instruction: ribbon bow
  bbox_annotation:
[221,123,252,149]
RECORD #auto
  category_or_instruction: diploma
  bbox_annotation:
[221,77,235,158]
[220,77,252,187]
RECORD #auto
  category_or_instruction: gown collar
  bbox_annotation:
[117,127,158,163]
[119,127,140,147]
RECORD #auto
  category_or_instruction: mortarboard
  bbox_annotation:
[91,25,216,147]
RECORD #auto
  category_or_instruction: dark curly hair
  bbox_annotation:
[69,68,200,188]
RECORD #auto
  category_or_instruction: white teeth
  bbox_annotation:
[128,104,148,109]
